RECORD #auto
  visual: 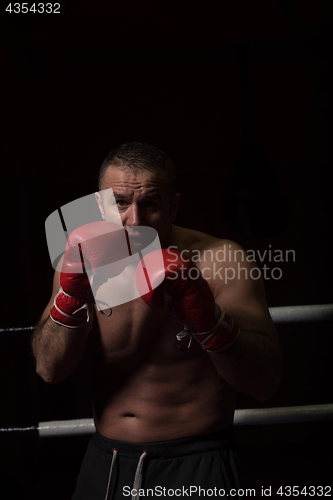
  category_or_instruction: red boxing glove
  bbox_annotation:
[50,221,128,328]
[136,249,240,352]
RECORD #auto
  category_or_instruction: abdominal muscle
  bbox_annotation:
[86,300,235,443]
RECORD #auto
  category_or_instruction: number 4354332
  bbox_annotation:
[6,3,60,13]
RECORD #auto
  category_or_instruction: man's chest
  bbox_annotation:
[89,297,203,364]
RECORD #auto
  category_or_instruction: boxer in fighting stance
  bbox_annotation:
[32,142,283,499]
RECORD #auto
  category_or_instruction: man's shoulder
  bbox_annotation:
[173,225,245,263]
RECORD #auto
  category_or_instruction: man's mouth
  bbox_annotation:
[125,226,160,255]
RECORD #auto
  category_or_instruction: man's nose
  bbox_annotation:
[124,204,143,226]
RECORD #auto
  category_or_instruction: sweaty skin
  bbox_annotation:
[33,167,282,443]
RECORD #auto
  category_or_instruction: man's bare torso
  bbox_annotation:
[86,226,235,443]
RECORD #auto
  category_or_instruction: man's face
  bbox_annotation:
[95,166,180,248]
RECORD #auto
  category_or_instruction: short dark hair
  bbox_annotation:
[98,142,177,195]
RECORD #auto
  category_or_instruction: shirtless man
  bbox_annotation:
[32,142,283,500]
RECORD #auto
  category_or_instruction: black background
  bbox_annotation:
[0,1,332,498]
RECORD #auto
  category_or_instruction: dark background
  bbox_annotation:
[0,1,332,498]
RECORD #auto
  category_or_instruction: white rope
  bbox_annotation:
[33,404,333,438]
[233,404,333,426]
[38,418,95,437]
[1,304,333,338]
[268,304,333,323]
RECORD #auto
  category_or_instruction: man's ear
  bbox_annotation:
[95,192,105,220]
[171,193,181,222]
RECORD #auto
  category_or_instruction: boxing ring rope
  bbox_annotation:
[1,404,333,439]
[1,304,333,338]
[268,304,333,324]
[1,303,332,438]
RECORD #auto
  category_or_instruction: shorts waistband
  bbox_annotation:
[92,427,235,459]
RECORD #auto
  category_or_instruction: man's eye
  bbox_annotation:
[116,200,127,207]
[145,201,157,209]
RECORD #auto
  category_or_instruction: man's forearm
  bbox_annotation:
[208,329,283,400]
[32,314,91,384]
